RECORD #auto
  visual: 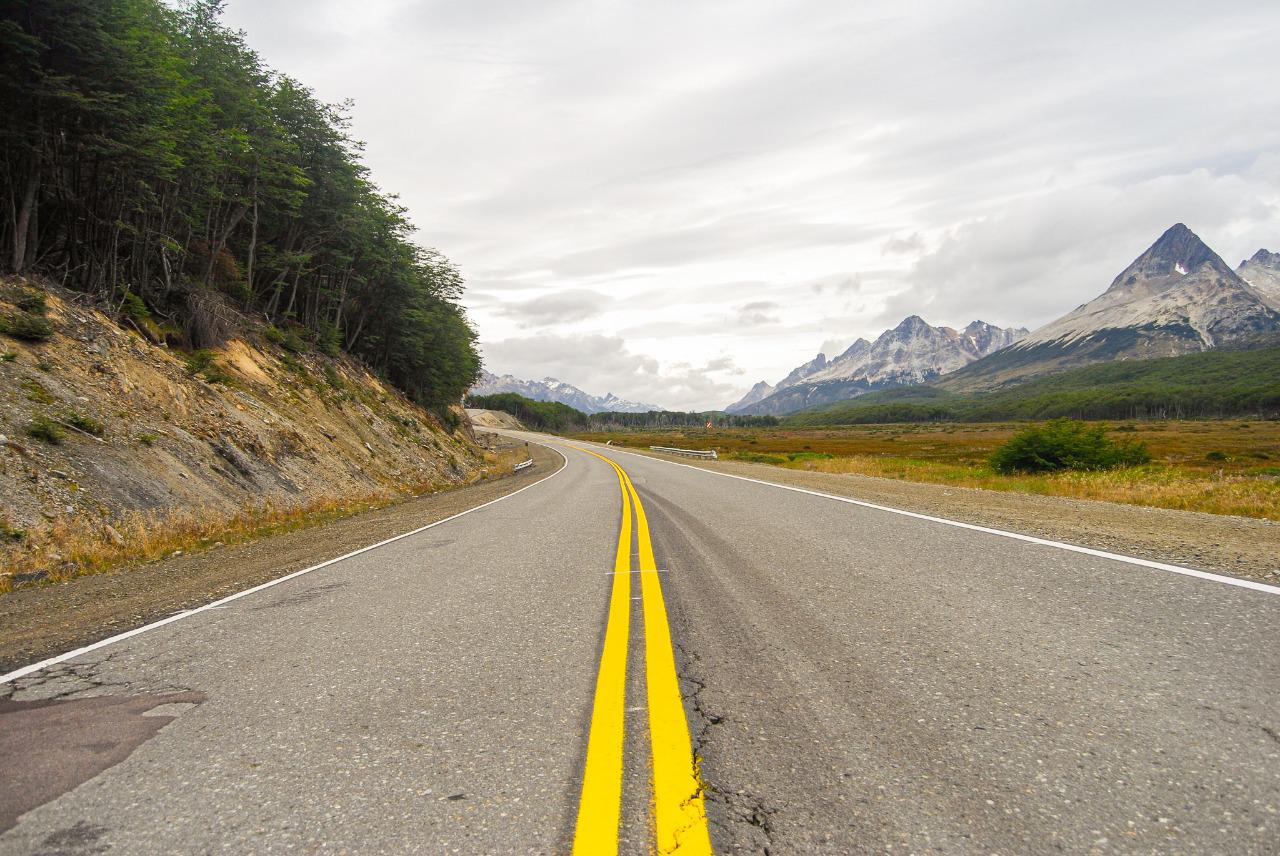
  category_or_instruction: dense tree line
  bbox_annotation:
[466,392,781,432]
[0,0,479,406]
[786,347,1280,425]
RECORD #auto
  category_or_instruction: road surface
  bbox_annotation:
[2,432,1278,854]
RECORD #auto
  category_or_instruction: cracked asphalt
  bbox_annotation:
[3,434,1280,854]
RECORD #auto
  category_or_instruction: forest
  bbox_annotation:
[465,392,781,431]
[0,0,479,407]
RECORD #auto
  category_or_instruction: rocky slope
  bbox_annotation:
[728,316,1026,415]
[470,370,660,413]
[0,279,483,557]
[943,224,1280,391]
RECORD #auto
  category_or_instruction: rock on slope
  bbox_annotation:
[728,317,1026,415]
[470,371,660,413]
[942,224,1280,391]
[0,279,482,542]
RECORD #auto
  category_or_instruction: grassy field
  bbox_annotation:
[569,420,1280,521]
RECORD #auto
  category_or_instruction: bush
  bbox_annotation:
[14,289,47,314]
[990,419,1151,474]
[1,312,54,341]
[65,412,105,437]
[1,351,15,362]
[138,432,159,447]
[26,415,67,444]
[1206,450,1228,461]
[120,289,150,322]
[184,348,234,385]
[734,451,787,465]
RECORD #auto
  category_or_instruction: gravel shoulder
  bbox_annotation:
[0,438,562,675]
[620,448,1280,583]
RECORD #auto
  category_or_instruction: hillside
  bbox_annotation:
[1,279,484,576]
[785,346,1280,425]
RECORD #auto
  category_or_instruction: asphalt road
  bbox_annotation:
[2,432,1279,854]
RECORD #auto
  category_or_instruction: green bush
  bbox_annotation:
[26,415,67,444]
[990,419,1151,474]
[734,451,787,465]
[1,312,54,341]
[1,351,15,362]
[138,432,159,447]
[65,412,105,437]
[184,348,234,385]
[1206,450,1228,461]
[15,289,47,314]
[120,289,150,322]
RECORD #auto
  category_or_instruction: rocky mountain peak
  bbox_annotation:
[1244,248,1280,268]
[1107,223,1227,293]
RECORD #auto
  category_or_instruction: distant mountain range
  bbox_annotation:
[730,223,1280,415]
[942,224,1280,391]
[727,317,1027,415]
[470,371,660,414]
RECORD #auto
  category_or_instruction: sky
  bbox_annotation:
[221,0,1280,410]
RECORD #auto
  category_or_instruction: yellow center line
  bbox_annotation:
[568,444,714,856]
[572,460,632,855]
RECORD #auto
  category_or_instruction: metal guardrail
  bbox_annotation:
[514,459,535,472]
[649,445,718,459]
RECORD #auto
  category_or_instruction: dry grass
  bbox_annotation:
[570,420,1280,521]
[0,455,516,594]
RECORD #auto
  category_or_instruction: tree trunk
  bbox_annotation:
[11,166,38,273]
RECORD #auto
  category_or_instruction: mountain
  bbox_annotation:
[941,224,1280,392]
[724,380,775,413]
[1238,248,1280,311]
[470,371,661,414]
[728,316,1027,415]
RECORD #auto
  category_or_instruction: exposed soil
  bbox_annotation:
[0,438,561,675]
[629,449,1280,583]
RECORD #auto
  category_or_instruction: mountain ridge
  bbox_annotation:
[470,371,661,414]
[728,316,1026,415]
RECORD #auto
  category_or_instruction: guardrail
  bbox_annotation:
[514,458,535,472]
[649,445,718,459]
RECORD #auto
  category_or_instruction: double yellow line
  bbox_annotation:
[571,448,713,856]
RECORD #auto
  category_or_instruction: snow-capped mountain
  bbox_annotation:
[943,224,1280,391]
[469,371,661,414]
[1238,248,1280,311]
[727,316,1026,415]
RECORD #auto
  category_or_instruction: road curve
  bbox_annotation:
[2,433,1278,854]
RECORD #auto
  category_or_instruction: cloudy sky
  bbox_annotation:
[222,0,1280,410]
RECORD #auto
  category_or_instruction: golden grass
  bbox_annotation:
[569,420,1280,521]
[792,455,1280,520]
[0,455,518,594]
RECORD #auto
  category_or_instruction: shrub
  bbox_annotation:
[322,364,344,390]
[65,412,105,437]
[1,351,15,362]
[990,419,1151,474]
[1206,450,1228,461]
[184,348,234,385]
[120,289,150,322]
[1,312,53,341]
[734,451,787,465]
[184,349,217,376]
[138,432,159,447]
[263,325,286,346]
[26,415,67,444]
[15,289,47,314]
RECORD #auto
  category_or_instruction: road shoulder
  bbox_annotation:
[618,448,1279,583]
[0,440,563,675]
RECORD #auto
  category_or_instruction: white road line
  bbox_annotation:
[561,437,1280,597]
[1,445,570,685]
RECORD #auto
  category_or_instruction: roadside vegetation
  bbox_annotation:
[568,420,1280,521]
